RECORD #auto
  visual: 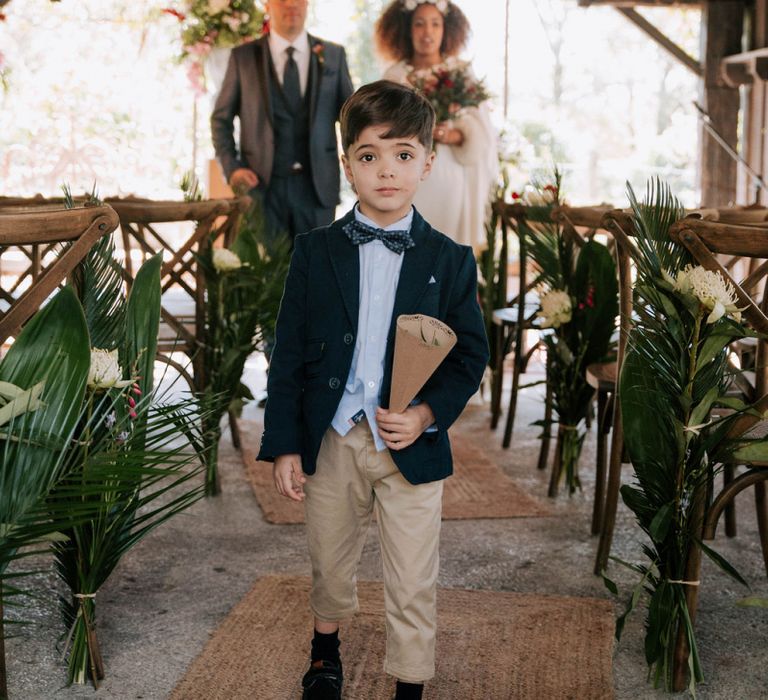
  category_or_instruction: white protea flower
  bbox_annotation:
[88,349,132,391]
[212,247,243,273]
[537,288,572,329]
[673,265,742,324]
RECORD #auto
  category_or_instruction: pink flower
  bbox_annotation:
[448,102,461,115]
[186,62,206,96]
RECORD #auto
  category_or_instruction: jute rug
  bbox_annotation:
[234,419,552,524]
[171,575,614,700]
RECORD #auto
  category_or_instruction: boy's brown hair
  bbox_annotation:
[340,80,435,153]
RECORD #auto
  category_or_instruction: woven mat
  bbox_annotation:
[234,419,552,524]
[171,575,614,700]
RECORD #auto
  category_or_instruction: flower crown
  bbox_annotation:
[402,0,449,14]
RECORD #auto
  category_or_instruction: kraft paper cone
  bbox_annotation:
[389,314,457,413]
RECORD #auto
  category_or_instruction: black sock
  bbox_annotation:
[310,629,340,664]
[395,680,424,700]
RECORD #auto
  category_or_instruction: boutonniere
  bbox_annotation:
[312,42,325,67]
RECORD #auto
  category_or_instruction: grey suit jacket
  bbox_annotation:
[210,34,353,208]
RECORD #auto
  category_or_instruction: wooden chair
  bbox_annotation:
[667,215,768,690]
[488,202,551,474]
[0,204,120,345]
[104,197,251,447]
[104,197,250,395]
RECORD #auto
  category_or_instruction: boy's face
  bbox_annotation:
[342,125,434,227]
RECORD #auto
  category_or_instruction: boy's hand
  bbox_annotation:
[273,454,306,502]
[376,403,435,451]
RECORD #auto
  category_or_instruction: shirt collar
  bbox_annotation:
[354,204,414,232]
[269,29,309,56]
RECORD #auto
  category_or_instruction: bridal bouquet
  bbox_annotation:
[407,57,491,124]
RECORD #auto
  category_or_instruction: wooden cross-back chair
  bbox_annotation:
[666,215,768,691]
[551,206,629,542]
[491,201,552,469]
[0,203,120,345]
[105,196,251,394]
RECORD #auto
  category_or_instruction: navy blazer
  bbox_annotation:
[210,35,354,208]
[257,208,489,485]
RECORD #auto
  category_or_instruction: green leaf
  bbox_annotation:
[696,332,737,373]
[649,502,674,541]
[124,253,162,396]
[697,539,749,587]
[687,386,720,433]
[730,440,768,463]
[736,596,768,608]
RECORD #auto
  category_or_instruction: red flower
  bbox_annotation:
[543,184,558,195]
[162,8,186,21]
[511,192,521,200]
[443,79,454,88]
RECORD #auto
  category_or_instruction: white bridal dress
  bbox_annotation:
[384,60,499,252]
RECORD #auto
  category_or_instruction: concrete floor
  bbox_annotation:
[4,356,768,699]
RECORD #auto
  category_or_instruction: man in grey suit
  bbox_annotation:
[211,0,354,240]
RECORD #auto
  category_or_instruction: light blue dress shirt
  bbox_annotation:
[331,205,413,451]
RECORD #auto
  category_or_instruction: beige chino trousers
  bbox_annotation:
[304,419,444,683]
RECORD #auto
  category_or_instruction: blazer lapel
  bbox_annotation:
[253,37,273,127]
[327,209,360,330]
[308,34,322,123]
[389,209,443,340]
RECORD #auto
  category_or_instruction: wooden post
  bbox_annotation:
[700,2,745,206]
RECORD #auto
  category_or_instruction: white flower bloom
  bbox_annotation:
[212,247,243,272]
[673,265,742,324]
[208,0,230,14]
[537,288,572,329]
[404,0,418,9]
[88,349,131,390]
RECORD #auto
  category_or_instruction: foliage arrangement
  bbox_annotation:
[519,173,618,493]
[53,232,207,686]
[605,179,759,692]
[163,0,264,94]
[0,196,208,690]
[198,206,291,495]
[407,56,491,124]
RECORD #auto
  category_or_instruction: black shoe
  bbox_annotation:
[301,659,343,700]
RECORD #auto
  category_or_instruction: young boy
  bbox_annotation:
[257,80,488,700]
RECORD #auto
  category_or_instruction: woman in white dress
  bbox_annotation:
[375,0,498,252]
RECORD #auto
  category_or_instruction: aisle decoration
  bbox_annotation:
[604,179,758,692]
[406,56,490,124]
[198,207,290,495]
[42,192,210,685]
[520,174,618,493]
[163,1,264,94]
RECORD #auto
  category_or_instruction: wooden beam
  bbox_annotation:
[615,7,702,76]
[700,1,745,207]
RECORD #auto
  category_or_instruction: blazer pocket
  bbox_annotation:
[418,285,441,314]
[303,339,326,378]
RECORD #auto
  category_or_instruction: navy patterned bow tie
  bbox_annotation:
[343,219,415,255]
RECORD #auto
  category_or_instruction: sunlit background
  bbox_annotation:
[0,0,701,206]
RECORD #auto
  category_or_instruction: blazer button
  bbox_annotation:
[329,377,340,389]
[343,333,354,345]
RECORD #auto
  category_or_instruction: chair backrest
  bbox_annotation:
[0,204,120,345]
[104,196,251,391]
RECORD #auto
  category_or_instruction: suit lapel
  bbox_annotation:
[253,37,273,127]
[308,34,322,123]
[327,209,360,330]
[389,210,443,338]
